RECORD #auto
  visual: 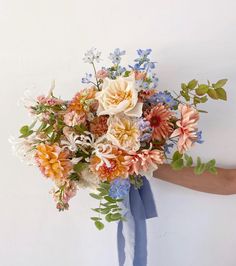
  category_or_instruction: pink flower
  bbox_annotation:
[96,69,109,80]
[145,103,173,141]
[64,111,86,127]
[170,104,199,153]
[123,148,164,178]
[37,95,63,106]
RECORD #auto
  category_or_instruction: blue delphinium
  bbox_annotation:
[196,131,204,144]
[138,119,153,142]
[109,48,126,65]
[164,143,174,154]
[132,49,156,71]
[81,73,92,84]
[109,178,131,199]
[149,91,177,108]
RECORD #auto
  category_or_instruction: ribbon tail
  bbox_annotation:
[117,178,157,266]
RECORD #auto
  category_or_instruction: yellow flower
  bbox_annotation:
[96,74,143,117]
[106,115,140,152]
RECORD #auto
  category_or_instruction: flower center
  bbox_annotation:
[150,116,161,127]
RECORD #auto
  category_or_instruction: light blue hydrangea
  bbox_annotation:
[132,49,156,71]
[109,178,131,199]
[109,48,126,65]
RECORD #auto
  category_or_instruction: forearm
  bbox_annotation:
[154,164,236,195]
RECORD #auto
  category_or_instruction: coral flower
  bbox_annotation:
[89,115,109,137]
[145,103,173,141]
[90,146,128,181]
[123,148,165,178]
[35,143,72,180]
[68,87,97,114]
[170,104,199,153]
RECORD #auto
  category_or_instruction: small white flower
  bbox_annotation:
[83,48,101,64]
[8,136,36,165]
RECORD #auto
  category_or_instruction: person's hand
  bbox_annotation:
[154,164,236,195]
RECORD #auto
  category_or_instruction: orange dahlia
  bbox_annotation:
[90,147,128,181]
[68,87,98,114]
[171,104,199,153]
[123,148,165,177]
[35,143,72,180]
[145,103,173,141]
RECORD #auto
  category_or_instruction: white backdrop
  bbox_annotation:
[1,0,236,265]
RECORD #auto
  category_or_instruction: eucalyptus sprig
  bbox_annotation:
[177,79,227,110]
[90,182,125,230]
[170,151,217,175]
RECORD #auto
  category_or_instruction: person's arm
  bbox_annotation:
[154,164,236,195]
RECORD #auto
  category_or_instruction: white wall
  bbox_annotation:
[1,0,236,265]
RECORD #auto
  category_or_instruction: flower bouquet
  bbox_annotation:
[11,48,228,231]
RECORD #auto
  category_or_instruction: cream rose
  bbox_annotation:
[96,74,143,117]
[106,115,140,152]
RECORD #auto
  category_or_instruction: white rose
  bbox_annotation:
[106,115,140,152]
[96,74,143,117]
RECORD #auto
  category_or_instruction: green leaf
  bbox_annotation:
[111,213,122,221]
[95,221,104,230]
[172,151,183,161]
[195,85,209,96]
[90,217,102,221]
[207,89,218,100]
[104,196,116,203]
[99,182,110,190]
[171,158,184,170]
[90,193,103,200]
[206,159,216,169]
[181,83,187,90]
[180,91,190,101]
[20,125,29,135]
[105,213,113,222]
[199,96,208,103]
[215,88,227,101]
[208,167,218,175]
[73,162,87,173]
[193,96,202,105]
[194,163,206,175]
[44,125,54,134]
[198,109,208,113]
[214,79,228,89]
[184,154,193,167]
[188,79,198,89]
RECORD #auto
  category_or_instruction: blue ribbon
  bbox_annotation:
[117,177,158,266]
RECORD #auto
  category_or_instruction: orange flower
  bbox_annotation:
[68,87,98,114]
[171,104,199,153]
[35,143,72,180]
[123,148,164,177]
[90,146,128,181]
[145,103,173,141]
[89,115,109,137]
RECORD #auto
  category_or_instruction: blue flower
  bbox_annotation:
[109,48,126,64]
[149,91,177,108]
[137,49,152,57]
[138,119,153,142]
[164,143,174,154]
[81,73,92,84]
[196,131,204,144]
[109,178,131,199]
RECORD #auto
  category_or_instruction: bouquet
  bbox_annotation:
[11,48,228,230]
